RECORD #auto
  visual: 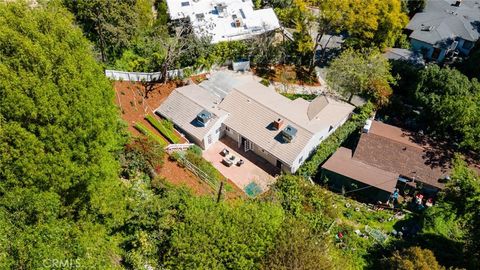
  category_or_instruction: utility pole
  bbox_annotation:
[216,181,224,203]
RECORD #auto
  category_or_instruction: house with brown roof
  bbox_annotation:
[156,71,354,173]
[321,120,450,202]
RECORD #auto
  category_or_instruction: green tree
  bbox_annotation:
[422,155,480,269]
[262,218,335,270]
[0,2,126,267]
[415,65,480,152]
[326,48,395,105]
[383,247,444,270]
[64,0,142,62]
[162,197,284,269]
[343,0,408,49]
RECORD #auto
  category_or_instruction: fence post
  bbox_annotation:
[216,181,224,203]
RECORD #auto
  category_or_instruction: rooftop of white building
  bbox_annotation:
[165,0,280,43]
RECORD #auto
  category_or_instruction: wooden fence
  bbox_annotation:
[177,155,220,190]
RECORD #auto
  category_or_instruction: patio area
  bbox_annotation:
[202,136,280,195]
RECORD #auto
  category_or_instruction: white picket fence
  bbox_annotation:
[105,69,185,82]
[177,155,220,190]
[164,143,194,153]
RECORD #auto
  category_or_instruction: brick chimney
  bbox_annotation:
[272,118,284,130]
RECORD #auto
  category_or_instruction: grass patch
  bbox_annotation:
[281,93,317,101]
[134,122,168,147]
[145,114,180,144]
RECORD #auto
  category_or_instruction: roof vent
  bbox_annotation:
[196,109,212,126]
[454,0,462,7]
[281,125,297,143]
[272,118,284,130]
[362,119,373,133]
[421,25,433,31]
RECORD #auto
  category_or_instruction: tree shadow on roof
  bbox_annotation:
[401,129,453,172]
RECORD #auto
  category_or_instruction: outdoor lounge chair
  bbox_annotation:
[221,148,229,156]
[236,159,244,166]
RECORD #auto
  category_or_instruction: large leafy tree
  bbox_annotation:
[326,48,395,105]
[415,65,480,152]
[64,0,143,62]
[0,2,126,267]
[343,0,408,49]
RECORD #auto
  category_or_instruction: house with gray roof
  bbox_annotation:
[156,71,354,173]
[405,0,480,62]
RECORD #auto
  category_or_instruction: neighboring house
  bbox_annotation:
[165,0,280,43]
[383,48,425,65]
[156,71,354,173]
[405,0,480,62]
[321,121,450,202]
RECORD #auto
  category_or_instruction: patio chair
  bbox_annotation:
[221,148,229,156]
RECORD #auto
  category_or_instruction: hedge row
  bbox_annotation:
[134,122,168,147]
[145,114,180,144]
[297,102,374,178]
[281,93,317,101]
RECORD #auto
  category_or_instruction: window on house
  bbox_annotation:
[462,40,474,50]
[431,47,442,60]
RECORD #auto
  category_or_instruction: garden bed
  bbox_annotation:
[253,65,320,86]
[145,114,181,143]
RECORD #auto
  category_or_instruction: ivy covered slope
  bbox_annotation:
[0,3,126,269]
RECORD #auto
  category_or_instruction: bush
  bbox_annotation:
[188,145,203,156]
[134,122,168,147]
[297,102,374,178]
[281,93,317,101]
[169,151,181,162]
[260,78,270,86]
[145,115,180,144]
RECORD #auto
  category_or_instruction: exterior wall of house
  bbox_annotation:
[410,38,446,62]
[174,126,203,148]
[224,125,290,172]
[202,115,228,150]
[291,113,351,174]
[456,39,476,55]
[321,169,392,202]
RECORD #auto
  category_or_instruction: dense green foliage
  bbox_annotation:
[64,0,155,62]
[2,2,480,270]
[281,93,317,101]
[145,114,180,144]
[421,156,480,269]
[297,102,374,178]
[326,48,396,105]
[0,3,126,268]
[163,197,284,269]
[382,246,444,270]
[414,65,480,152]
